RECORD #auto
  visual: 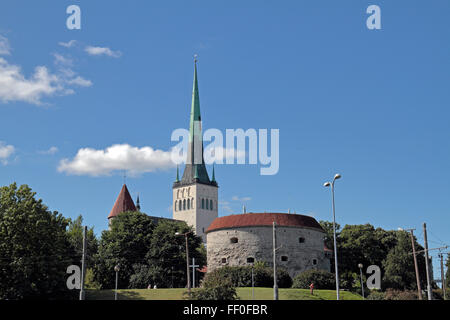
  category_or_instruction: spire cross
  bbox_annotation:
[194,54,198,64]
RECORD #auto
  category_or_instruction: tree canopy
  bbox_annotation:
[0,183,76,299]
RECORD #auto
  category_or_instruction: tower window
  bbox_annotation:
[191,198,194,209]
[179,201,182,211]
[210,199,213,210]
[183,199,186,210]
[187,199,190,210]
[312,259,317,265]
[202,199,205,209]
[230,237,238,244]
[174,201,177,212]
[206,198,209,210]
[221,258,227,264]
[247,257,255,263]
[281,256,288,262]
[299,237,305,243]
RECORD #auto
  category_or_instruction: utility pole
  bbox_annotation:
[273,221,278,300]
[423,223,432,300]
[407,229,422,300]
[79,226,87,300]
[439,253,446,300]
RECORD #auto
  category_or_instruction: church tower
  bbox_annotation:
[173,59,218,243]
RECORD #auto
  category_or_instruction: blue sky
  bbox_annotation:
[0,1,449,279]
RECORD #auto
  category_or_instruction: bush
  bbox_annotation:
[292,269,336,290]
[384,289,418,300]
[189,271,238,300]
[208,264,292,288]
[366,290,385,300]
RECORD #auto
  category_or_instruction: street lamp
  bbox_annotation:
[114,264,120,301]
[358,263,365,299]
[175,231,192,296]
[324,173,341,300]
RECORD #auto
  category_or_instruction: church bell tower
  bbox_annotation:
[172,58,218,243]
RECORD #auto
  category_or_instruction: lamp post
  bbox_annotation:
[358,263,365,299]
[324,173,341,300]
[176,231,192,296]
[114,264,120,301]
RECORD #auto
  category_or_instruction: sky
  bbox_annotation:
[0,1,449,280]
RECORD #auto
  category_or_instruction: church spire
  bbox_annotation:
[212,164,216,182]
[136,194,141,211]
[175,165,180,182]
[177,56,213,186]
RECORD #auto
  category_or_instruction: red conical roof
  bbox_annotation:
[108,184,137,219]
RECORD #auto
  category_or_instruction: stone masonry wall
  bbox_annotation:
[207,225,330,279]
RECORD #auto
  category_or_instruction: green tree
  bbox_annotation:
[66,215,98,268]
[146,220,206,288]
[319,220,340,251]
[0,183,76,299]
[93,211,155,289]
[382,231,427,291]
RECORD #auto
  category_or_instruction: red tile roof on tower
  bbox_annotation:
[206,213,324,233]
[108,184,137,219]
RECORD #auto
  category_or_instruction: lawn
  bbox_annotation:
[86,288,362,300]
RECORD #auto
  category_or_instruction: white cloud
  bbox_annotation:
[0,142,15,165]
[53,53,73,67]
[0,35,11,55]
[0,36,92,105]
[231,196,252,202]
[219,201,233,213]
[85,46,122,58]
[67,76,92,87]
[0,57,66,105]
[58,144,176,176]
[39,146,58,155]
[58,40,77,48]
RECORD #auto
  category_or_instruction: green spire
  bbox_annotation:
[189,58,201,142]
[194,165,199,180]
[212,164,216,182]
[176,166,180,182]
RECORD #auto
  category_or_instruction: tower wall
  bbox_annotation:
[173,183,218,242]
[206,226,330,279]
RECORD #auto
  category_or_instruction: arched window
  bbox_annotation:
[179,201,182,211]
[312,259,317,265]
[221,258,227,264]
[210,200,213,210]
[187,199,190,210]
[187,187,190,197]
[247,257,255,263]
[230,237,238,244]
[177,190,180,199]
[206,199,209,210]
[202,199,205,209]
[191,198,194,209]
[299,237,305,244]
[174,201,177,212]
[183,199,186,210]
[281,256,288,262]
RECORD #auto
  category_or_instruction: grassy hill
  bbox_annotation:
[86,288,362,300]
